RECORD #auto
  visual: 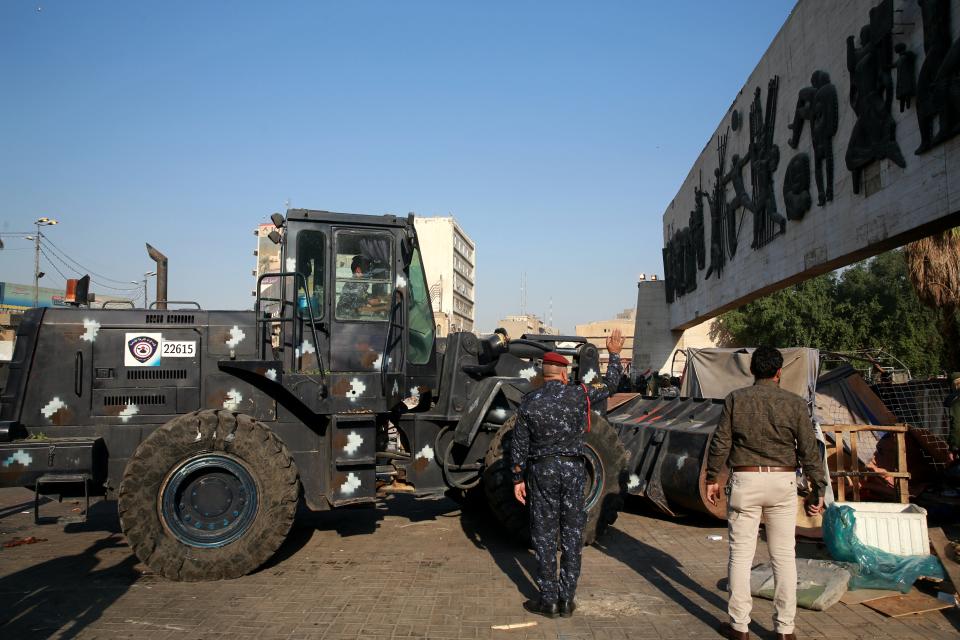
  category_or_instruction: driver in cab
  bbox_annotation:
[337,255,389,318]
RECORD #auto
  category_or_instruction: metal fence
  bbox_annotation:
[873,378,953,470]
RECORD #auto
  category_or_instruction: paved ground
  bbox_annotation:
[0,487,957,640]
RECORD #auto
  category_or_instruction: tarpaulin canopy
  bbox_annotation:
[679,347,820,405]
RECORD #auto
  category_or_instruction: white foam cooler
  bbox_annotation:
[835,501,930,557]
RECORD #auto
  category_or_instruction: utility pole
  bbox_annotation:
[32,217,58,307]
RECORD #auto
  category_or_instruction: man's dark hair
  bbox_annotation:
[494,327,508,337]
[350,255,369,273]
[750,346,783,379]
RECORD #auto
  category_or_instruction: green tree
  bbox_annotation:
[712,250,949,377]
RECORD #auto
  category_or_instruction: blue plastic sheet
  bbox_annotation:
[822,504,944,593]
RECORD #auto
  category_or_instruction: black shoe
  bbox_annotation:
[558,599,576,617]
[522,599,558,618]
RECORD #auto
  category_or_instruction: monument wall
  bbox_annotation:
[663,0,960,330]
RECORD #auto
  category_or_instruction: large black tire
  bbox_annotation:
[482,414,627,546]
[118,410,300,581]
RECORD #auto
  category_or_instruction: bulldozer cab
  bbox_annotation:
[256,209,438,413]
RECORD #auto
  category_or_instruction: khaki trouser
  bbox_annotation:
[727,471,797,634]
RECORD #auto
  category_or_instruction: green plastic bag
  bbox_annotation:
[822,504,944,593]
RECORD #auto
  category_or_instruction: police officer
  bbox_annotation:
[511,329,625,618]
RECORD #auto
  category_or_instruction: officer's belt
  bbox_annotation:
[531,454,584,463]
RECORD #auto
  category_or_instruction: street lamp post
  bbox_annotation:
[33,217,58,307]
[133,271,157,308]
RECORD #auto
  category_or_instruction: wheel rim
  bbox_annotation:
[159,454,259,548]
[582,444,605,511]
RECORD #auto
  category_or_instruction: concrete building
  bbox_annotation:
[496,314,559,340]
[632,275,717,379]
[575,308,636,373]
[413,217,476,334]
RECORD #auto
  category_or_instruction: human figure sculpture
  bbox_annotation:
[681,227,697,293]
[894,43,917,112]
[812,71,839,205]
[844,2,906,194]
[787,83,816,149]
[916,0,952,153]
[748,81,785,250]
[662,244,674,304]
[691,186,707,271]
[723,154,753,215]
[704,168,726,280]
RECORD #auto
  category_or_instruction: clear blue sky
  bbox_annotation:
[0,0,796,332]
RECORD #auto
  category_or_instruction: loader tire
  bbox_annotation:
[118,410,300,581]
[483,414,627,546]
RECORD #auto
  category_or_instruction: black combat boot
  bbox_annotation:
[558,599,576,617]
[522,599,559,618]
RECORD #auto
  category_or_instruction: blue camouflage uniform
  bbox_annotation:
[510,353,623,606]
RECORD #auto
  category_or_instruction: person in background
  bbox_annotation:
[705,346,827,640]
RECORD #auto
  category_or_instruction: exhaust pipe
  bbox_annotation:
[146,243,168,310]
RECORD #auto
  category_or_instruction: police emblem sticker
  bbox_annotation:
[125,333,163,367]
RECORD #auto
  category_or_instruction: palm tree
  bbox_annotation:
[903,227,960,371]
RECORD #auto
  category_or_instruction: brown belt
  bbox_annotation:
[732,466,795,473]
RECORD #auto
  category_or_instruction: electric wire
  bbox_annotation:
[42,235,142,286]
[39,245,141,292]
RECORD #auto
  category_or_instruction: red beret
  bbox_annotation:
[542,351,570,367]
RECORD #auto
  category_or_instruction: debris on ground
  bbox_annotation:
[3,536,48,548]
[862,589,955,617]
[751,558,850,610]
[491,621,537,630]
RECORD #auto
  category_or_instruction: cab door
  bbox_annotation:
[324,227,405,412]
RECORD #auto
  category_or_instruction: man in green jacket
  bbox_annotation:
[705,346,826,640]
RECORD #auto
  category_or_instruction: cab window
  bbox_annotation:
[296,230,325,320]
[407,247,435,364]
[334,231,394,321]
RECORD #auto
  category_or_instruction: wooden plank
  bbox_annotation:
[851,433,860,501]
[896,431,909,503]
[862,591,953,617]
[929,528,960,592]
[840,588,900,605]
[831,424,910,433]
[834,430,845,502]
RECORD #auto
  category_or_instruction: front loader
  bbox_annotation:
[0,209,628,580]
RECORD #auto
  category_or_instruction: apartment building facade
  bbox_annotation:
[412,216,476,335]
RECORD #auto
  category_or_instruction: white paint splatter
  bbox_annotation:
[409,387,420,399]
[344,431,364,455]
[265,368,278,381]
[2,450,32,467]
[119,404,139,423]
[296,340,316,358]
[391,381,399,396]
[468,397,480,413]
[582,368,598,384]
[347,378,367,401]
[491,408,508,421]
[223,389,243,411]
[627,474,640,490]
[80,318,101,342]
[340,472,361,495]
[372,353,383,370]
[519,366,537,380]
[396,274,407,289]
[41,397,66,419]
[285,257,296,272]
[226,326,246,349]
[675,453,689,470]
[416,444,434,461]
